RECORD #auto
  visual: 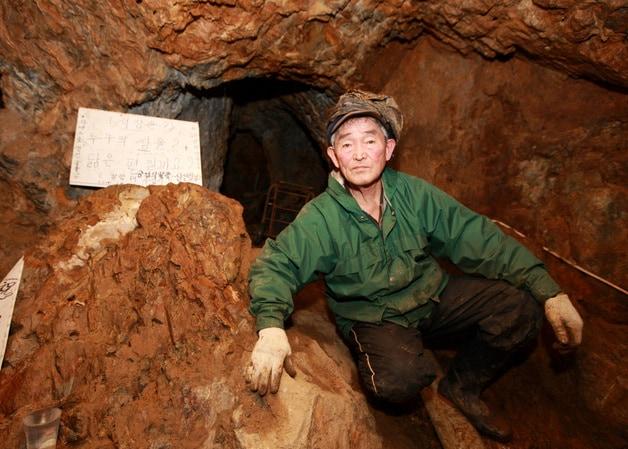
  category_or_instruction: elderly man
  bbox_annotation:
[245,90,583,442]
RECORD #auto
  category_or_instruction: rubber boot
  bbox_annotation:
[437,342,514,443]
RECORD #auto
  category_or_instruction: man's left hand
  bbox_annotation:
[544,293,583,348]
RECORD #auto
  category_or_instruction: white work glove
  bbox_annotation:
[544,293,583,349]
[245,327,296,395]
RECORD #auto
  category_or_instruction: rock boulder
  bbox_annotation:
[0,183,382,449]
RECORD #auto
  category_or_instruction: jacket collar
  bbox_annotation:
[381,166,399,199]
[326,167,399,214]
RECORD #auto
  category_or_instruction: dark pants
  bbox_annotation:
[344,276,543,405]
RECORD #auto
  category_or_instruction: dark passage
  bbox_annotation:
[220,79,330,242]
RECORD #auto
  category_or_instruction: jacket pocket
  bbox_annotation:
[332,254,364,276]
[396,234,433,283]
[328,254,385,298]
[399,233,430,259]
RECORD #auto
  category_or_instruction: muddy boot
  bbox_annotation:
[438,374,513,442]
[437,343,514,443]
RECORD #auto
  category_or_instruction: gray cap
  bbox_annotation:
[326,90,404,145]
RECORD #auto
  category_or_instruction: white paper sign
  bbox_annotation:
[0,257,24,370]
[70,107,202,188]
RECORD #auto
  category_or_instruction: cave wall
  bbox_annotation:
[1,0,626,274]
[0,1,626,446]
[359,37,627,447]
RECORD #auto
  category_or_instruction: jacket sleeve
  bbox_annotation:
[249,202,336,331]
[417,182,561,303]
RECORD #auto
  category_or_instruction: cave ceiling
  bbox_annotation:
[0,0,625,123]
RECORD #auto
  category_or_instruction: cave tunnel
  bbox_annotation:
[0,2,626,449]
[219,78,329,242]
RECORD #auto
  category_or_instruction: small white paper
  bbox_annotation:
[0,257,24,370]
[70,107,203,188]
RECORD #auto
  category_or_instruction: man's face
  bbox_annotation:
[326,117,396,188]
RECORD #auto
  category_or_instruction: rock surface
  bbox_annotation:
[0,184,383,449]
[1,1,625,118]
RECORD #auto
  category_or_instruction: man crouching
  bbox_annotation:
[245,90,583,443]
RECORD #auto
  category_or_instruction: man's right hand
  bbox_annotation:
[245,327,297,395]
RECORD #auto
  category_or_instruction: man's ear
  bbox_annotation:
[385,139,396,162]
[326,146,340,169]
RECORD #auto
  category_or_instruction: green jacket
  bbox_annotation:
[249,168,560,337]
